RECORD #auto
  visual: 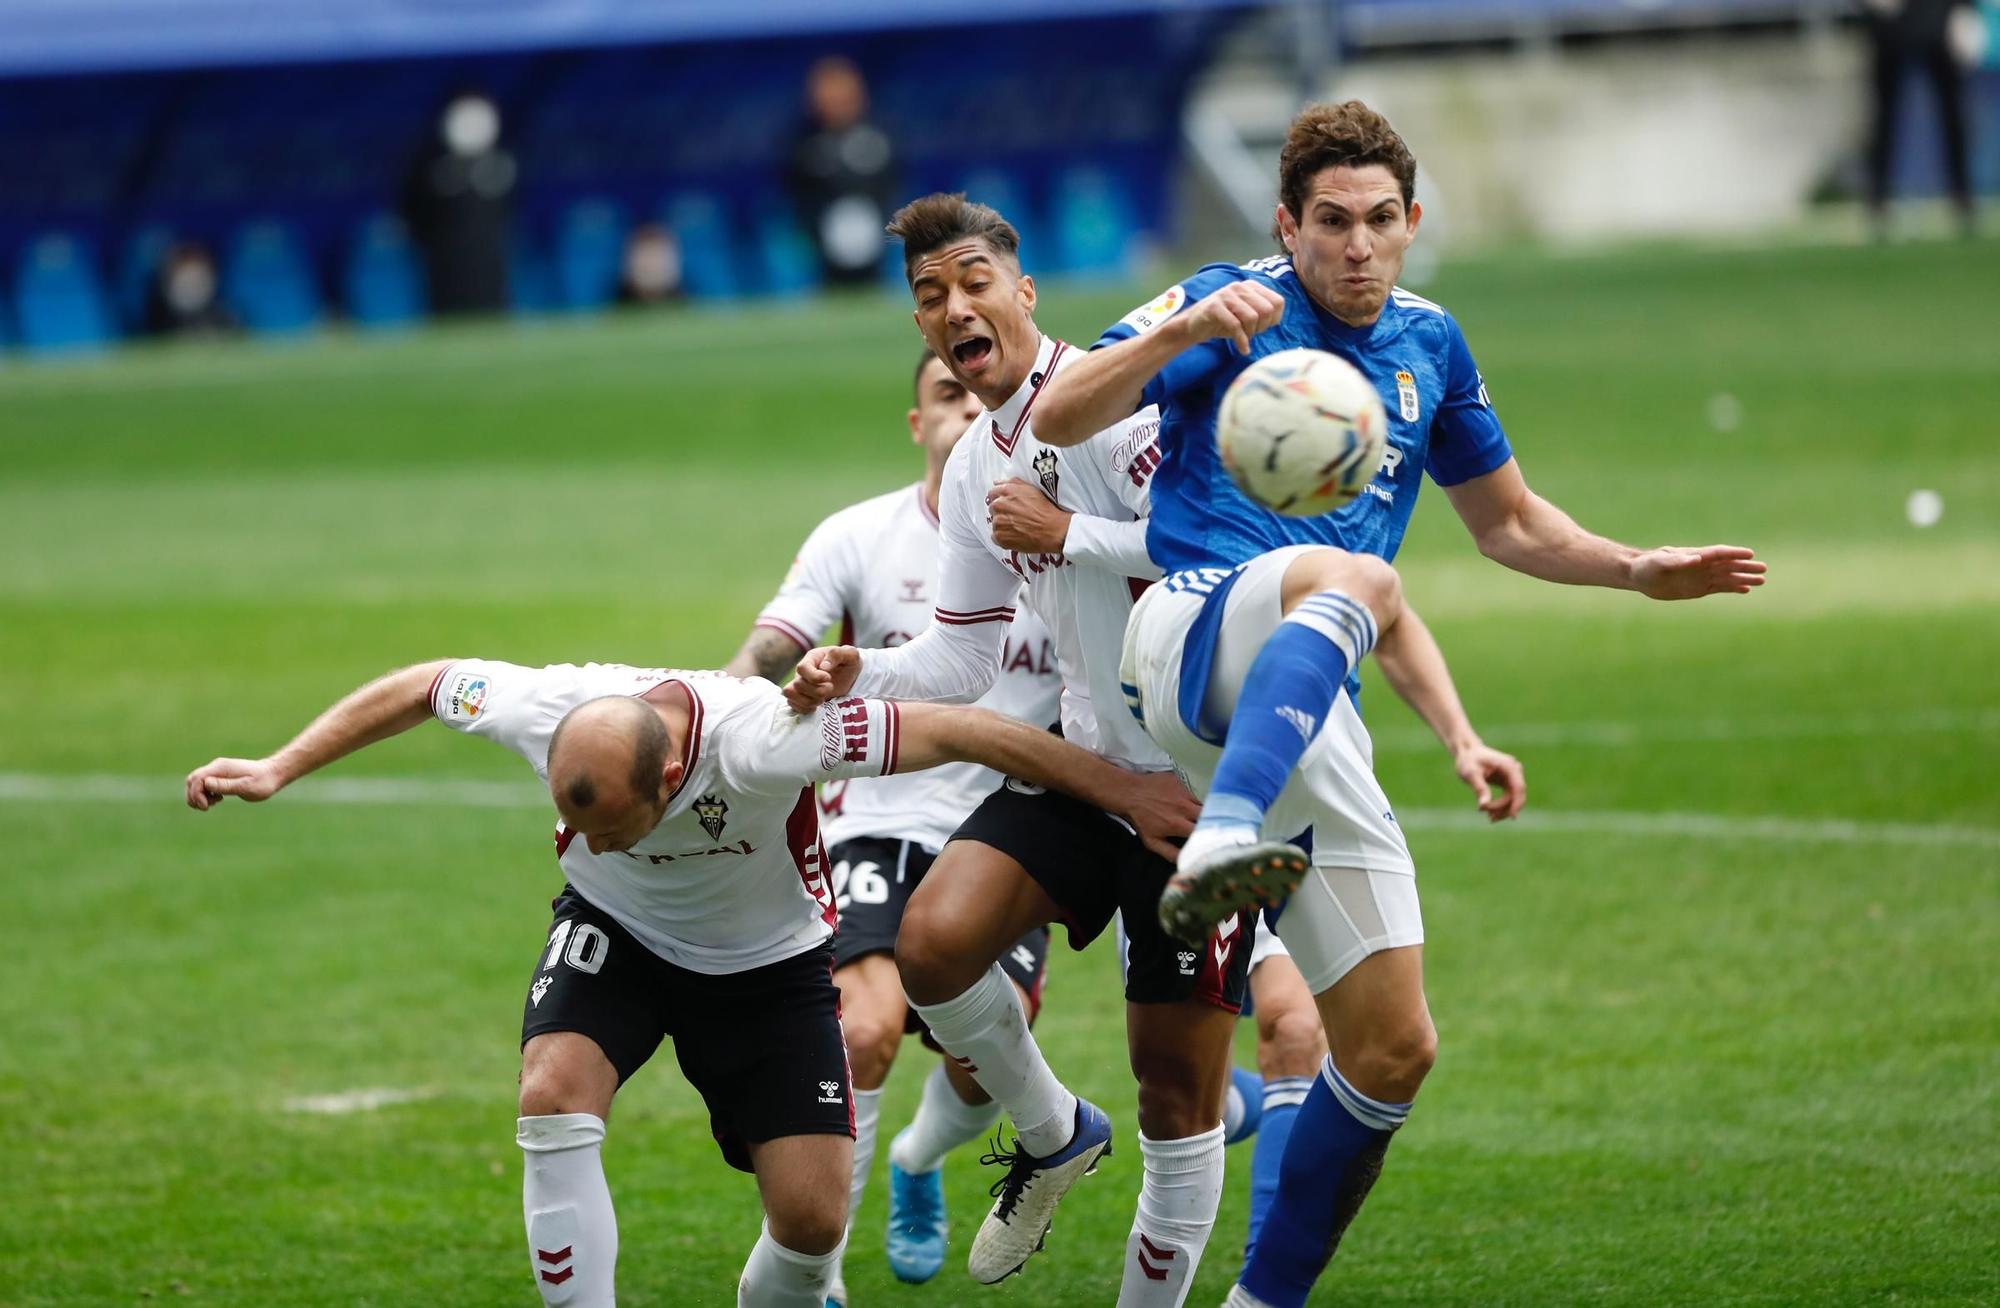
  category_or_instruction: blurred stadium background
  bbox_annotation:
[2,1,1994,1305]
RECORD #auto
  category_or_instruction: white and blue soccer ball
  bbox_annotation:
[1216,348,1387,517]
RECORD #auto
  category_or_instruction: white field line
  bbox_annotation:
[1371,708,2000,753]
[3,771,1996,852]
[282,1086,445,1115]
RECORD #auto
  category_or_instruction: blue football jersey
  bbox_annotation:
[1093,255,1512,573]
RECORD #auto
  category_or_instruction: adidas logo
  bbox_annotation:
[1276,705,1318,743]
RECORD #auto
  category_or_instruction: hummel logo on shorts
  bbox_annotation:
[818,1080,843,1104]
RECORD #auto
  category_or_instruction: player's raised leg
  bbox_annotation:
[896,840,1113,1283]
[1161,547,1402,943]
[883,945,1043,1283]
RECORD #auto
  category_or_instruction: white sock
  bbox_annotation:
[1116,1125,1226,1308]
[1223,1285,1278,1308]
[737,1223,844,1308]
[846,1087,882,1235]
[889,1063,1003,1175]
[518,1113,616,1307]
[910,962,1077,1157]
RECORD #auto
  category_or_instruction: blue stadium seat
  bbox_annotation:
[115,225,175,334]
[1051,167,1139,279]
[663,193,741,301]
[12,232,115,355]
[554,198,628,311]
[508,232,556,315]
[224,220,321,336]
[754,207,820,300]
[343,213,425,329]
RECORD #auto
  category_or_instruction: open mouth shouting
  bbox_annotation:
[951,334,995,372]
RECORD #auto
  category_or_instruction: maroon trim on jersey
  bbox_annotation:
[838,609,855,647]
[425,662,452,716]
[554,823,578,858]
[1193,910,1249,1014]
[990,338,1068,456]
[935,604,1016,626]
[787,787,837,930]
[655,679,703,805]
[754,616,813,651]
[881,700,901,776]
[914,483,939,529]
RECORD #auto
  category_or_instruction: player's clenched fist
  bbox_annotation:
[185,756,286,810]
[1178,282,1285,355]
[986,478,1071,554]
[784,645,862,713]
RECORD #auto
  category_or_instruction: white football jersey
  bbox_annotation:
[852,335,1171,771]
[754,482,1061,852]
[430,659,906,975]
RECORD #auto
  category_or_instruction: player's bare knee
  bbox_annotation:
[764,1193,847,1257]
[1349,1016,1437,1100]
[1131,1051,1223,1139]
[841,1009,903,1090]
[894,912,977,1006]
[518,1065,593,1118]
[1282,549,1400,627]
[1257,1003,1327,1081]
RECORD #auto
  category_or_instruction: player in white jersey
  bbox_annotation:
[722,351,1070,1301]
[184,658,1192,1308]
[787,194,1246,1308]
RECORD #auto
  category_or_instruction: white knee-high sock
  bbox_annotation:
[519,1113,616,1307]
[738,1223,844,1308]
[910,962,1077,1157]
[1116,1125,1226,1307]
[889,1063,1003,1175]
[846,1087,882,1233]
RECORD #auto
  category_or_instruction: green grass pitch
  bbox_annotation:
[2,238,1995,1305]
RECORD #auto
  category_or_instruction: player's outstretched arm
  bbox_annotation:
[1443,459,1766,599]
[1370,605,1524,822]
[892,701,1199,860]
[184,660,451,810]
[1034,282,1286,447]
[785,612,1009,713]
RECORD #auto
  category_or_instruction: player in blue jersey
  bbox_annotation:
[1036,101,1765,1308]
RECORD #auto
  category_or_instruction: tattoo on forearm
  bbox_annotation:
[735,627,807,684]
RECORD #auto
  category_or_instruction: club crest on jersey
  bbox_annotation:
[900,578,926,603]
[1395,369,1420,423]
[693,793,729,841]
[1032,448,1060,500]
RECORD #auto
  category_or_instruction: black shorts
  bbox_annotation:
[523,886,853,1173]
[829,835,1050,1022]
[949,779,1255,1012]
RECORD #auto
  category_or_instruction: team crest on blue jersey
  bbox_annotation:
[1394,370,1420,423]
[693,794,728,841]
[1033,447,1060,500]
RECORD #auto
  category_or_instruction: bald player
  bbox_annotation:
[184,658,1195,1308]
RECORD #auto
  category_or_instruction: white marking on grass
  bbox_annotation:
[1398,807,2000,852]
[1372,708,2000,753]
[283,1086,444,1115]
[4,770,1996,852]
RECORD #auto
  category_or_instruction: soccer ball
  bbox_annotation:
[1216,348,1388,517]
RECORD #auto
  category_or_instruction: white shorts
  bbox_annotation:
[1122,545,1423,993]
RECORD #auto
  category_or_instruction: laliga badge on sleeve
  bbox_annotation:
[1119,284,1186,335]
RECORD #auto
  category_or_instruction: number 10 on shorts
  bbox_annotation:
[544,918,610,975]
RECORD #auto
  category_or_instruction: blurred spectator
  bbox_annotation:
[403,90,516,314]
[785,56,898,286]
[618,223,684,305]
[144,242,236,336]
[1864,0,1979,236]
